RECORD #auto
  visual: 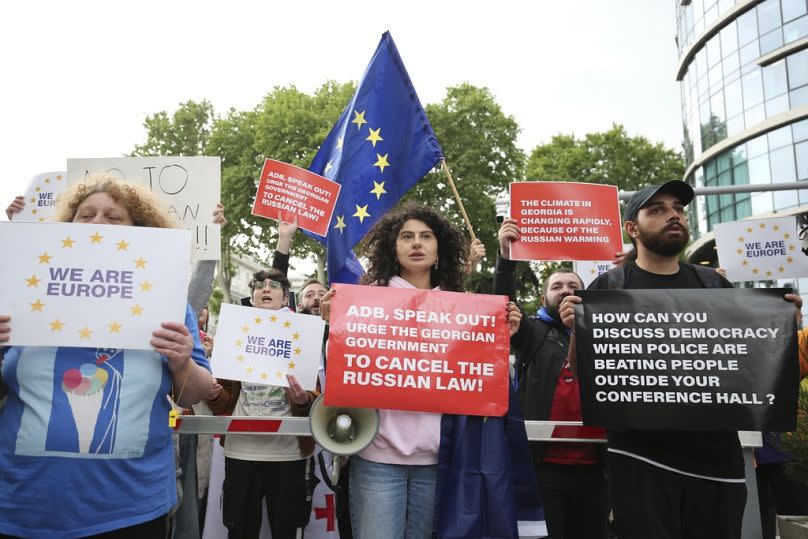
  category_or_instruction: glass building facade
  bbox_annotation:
[677,0,808,266]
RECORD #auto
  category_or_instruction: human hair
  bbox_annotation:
[249,268,290,296]
[542,268,583,295]
[359,203,469,292]
[299,278,326,294]
[53,174,175,229]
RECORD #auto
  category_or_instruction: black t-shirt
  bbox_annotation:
[587,262,744,480]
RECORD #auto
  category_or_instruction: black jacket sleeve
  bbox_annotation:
[493,253,519,302]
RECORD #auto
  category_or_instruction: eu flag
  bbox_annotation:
[308,31,443,283]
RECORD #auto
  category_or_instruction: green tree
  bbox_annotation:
[526,123,685,192]
[404,83,525,294]
[132,100,214,156]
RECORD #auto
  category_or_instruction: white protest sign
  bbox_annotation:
[0,222,191,349]
[66,157,221,260]
[573,244,632,287]
[16,171,68,223]
[212,303,325,390]
[715,215,808,281]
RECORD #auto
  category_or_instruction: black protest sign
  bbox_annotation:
[574,288,798,431]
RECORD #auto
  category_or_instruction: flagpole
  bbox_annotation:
[440,160,477,242]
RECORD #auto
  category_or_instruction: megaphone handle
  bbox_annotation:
[330,453,341,485]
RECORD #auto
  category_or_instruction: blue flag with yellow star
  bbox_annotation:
[307,31,443,284]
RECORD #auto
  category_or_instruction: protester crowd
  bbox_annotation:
[0,175,807,539]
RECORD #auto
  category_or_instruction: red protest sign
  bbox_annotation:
[325,284,510,416]
[251,159,342,237]
[509,181,623,261]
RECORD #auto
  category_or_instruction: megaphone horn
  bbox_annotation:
[309,394,380,485]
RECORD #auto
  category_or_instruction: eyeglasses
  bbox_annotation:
[252,279,283,291]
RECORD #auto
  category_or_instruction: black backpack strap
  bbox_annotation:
[687,264,725,288]
[605,265,626,290]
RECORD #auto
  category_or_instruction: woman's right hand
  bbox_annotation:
[0,315,11,343]
[6,196,25,221]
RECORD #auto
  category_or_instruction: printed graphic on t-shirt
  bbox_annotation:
[12,347,164,459]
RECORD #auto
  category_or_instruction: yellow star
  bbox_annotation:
[130,304,143,316]
[79,326,92,339]
[134,257,147,269]
[140,280,153,292]
[353,204,370,223]
[283,320,291,328]
[35,187,41,192]
[325,161,333,174]
[270,315,278,323]
[56,174,63,181]
[89,232,103,244]
[288,361,296,370]
[44,178,51,184]
[741,260,749,266]
[31,209,37,215]
[246,367,254,374]
[766,271,773,277]
[116,240,129,251]
[30,299,45,312]
[108,321,122,333]
[38,251,53,264]
[366,127,383,147]
[774,224,781,231]
[746,227,753,233]
[788,256,794,263]
[373,153,390,173]
[260,372,269,380]
[242,324,250,334]
[254,316,263,325]
[235,338,243,347]
[26,274,40,287]
[759,223,767,229]
[370,181,387,200]
[790,244,797,251]
[292,332,300,340]
[236,354,245,363]
[334,215,347,233]
[50,319,64,332]
[351,110,367,129]
[38,217,44,222]
[779,266,785,273]
[737,236,744,243]
[29,196,35,203]
[752,268,759,275]
[736,248,742,254]
[337,136,344,150]
[276,370,283,379]
[294,347,302,355]
[785,233,792,239]
[61,236,75,248]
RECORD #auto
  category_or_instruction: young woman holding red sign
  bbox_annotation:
[320,203,524,539]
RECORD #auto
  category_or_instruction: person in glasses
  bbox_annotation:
[206,268,319,539]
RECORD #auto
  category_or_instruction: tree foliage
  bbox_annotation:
[526,123,685,192]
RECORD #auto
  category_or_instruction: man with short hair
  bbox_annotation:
[495,219,609,539]
[561,180,802,539]
[298,279,327,316]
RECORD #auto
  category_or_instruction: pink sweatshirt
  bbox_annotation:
[358,276,442,465]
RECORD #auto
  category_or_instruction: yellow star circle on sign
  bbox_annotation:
[61,237,75,248]
[79,326,93,339]
[130,304,144,316]
[140,281,153,292]
[292,332,300,340]
[89,232,103,244]
[254,316,263,325]
[288,361,296,370]
[26,275,40,287]
[108,321,122,334]
[270,315,278,323]
[50,319,64,332]
[30,299,45,312]
[134,257,147,269]
[283,320,291,328]
[116,240,129,251]
[38,252,53,264]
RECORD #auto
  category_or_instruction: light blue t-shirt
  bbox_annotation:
[0,304,210,538]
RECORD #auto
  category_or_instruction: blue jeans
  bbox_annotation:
[349,455,437,539]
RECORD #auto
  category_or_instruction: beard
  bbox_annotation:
[543,296,566,320]
[638,221,690,257]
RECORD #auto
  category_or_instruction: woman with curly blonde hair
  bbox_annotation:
[0,174,214,538]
